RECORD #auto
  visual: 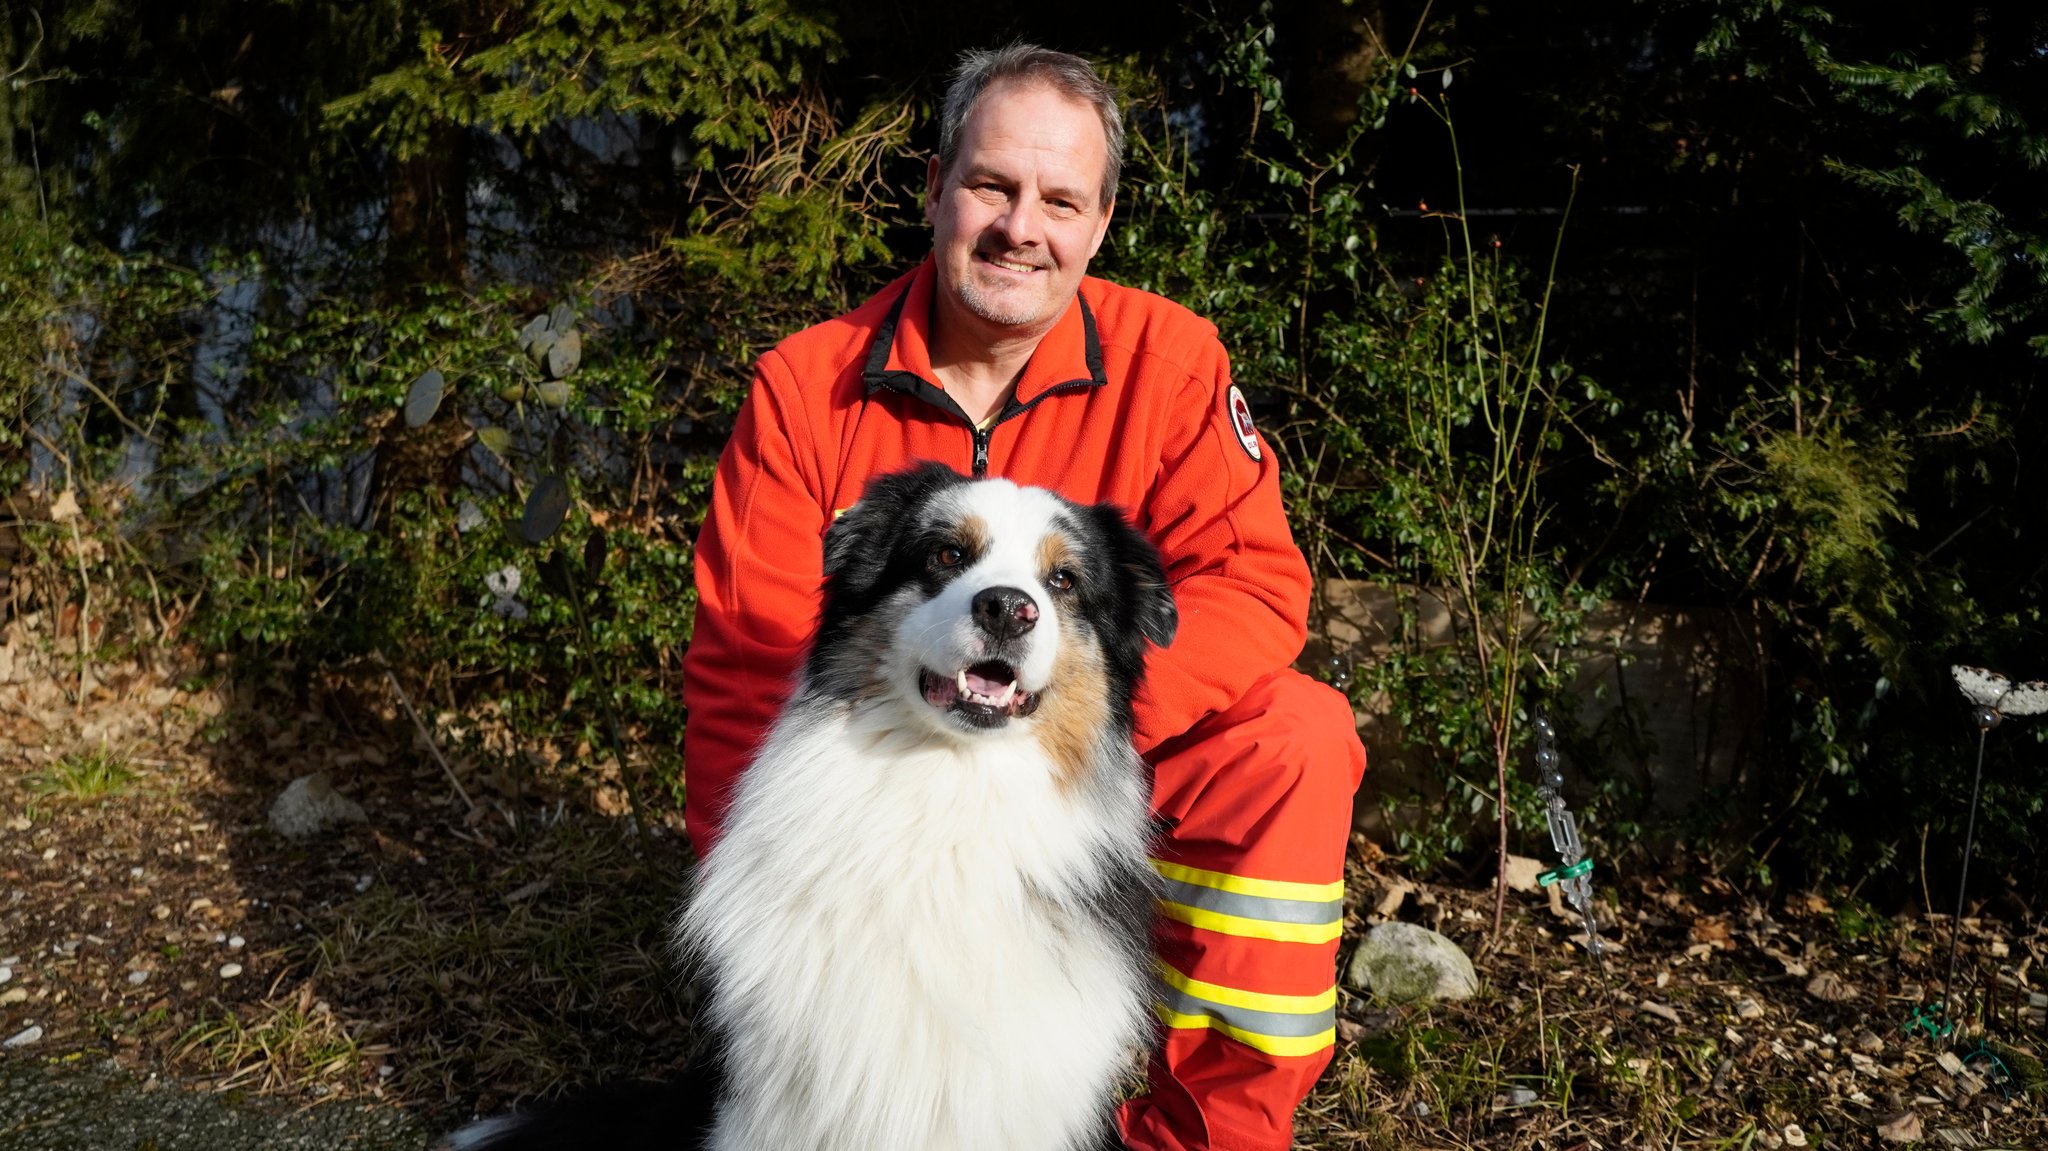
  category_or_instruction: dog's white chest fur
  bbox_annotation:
[681,697,1151,1151]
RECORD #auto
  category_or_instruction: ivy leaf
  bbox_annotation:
[403,369,445,428]
[545,328,582,379]
[475,425,513,458]
[519,475,571,545]
[516,312,552,354]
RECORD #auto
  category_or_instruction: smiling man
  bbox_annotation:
[682,44,1367,1151]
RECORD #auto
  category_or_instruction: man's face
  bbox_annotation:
[926,80,1114,342]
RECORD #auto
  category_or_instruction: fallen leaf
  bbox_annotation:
[1504,854,1544,893]
[1637,999,1683,1025]
[1805,971,1856,1002]
[1690,917,1735,949]
[1374,882,1413,918]
[1875,1111,1922,1143]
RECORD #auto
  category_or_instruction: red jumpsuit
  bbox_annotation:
[682,257,1367,1151]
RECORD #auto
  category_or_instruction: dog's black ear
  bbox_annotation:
[1087,503,1177,651]
[823,462,964,595]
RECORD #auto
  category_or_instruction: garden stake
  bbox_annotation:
[1530,709,1622,1028]
[1916,665,2048,1041]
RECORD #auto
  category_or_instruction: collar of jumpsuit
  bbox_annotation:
[861,256,1110,424]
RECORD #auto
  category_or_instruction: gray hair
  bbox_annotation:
[937,44,1125,209]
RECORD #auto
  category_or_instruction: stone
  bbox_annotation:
[3,1025,42,1048]
[267,773,366,840]
[1343,921,1478,1005]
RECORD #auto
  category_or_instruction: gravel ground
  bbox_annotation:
[0,1057,432,1151]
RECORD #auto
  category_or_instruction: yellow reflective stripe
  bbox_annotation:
[1155,962,1337,1015]
[1157,900,1344,944]
[1152,1004,1337,1058]
[1149,859,1344,903]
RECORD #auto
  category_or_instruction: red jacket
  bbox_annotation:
[681,257,1312,854]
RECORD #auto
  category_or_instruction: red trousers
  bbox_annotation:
[1121,668,1367,1151]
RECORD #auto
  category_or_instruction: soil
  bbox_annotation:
[2,628,2043,1149]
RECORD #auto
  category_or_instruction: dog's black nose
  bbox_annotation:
[971,586,1039,639]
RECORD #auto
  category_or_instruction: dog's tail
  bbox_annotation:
[440,1062,720,1151]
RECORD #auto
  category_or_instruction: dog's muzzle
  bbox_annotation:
[918,586,1045,728]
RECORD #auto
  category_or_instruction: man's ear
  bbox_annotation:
[925,154,943,225]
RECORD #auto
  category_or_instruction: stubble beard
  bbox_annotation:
[955,256,1055,330]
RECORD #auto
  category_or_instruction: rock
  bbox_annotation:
[1492,1087,1539,1109]
[1344,921,1478,1005]
[218,963,243,980]
[1875,1111,1922,1143]
[125,969,148,985]
[0,988,26,1005]
[3,1025,43,1048]
[1735,996,1765,1019]
[1854,1029,1885,1054]
[0,966,10,984]
[1783,1123,1807,1147]
[267,773,367,840]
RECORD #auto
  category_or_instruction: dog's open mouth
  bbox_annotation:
[920,661,1040,724]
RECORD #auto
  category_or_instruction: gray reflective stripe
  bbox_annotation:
[1157,877,1344,926]
[1156,980,1336,1040]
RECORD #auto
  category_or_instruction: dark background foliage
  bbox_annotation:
[5,0,2045,904]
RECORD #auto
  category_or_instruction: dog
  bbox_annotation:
[449,462,1177,1151]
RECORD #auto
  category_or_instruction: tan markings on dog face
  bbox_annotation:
[1033,616,1110,792]
[1036,532,1079,587]
[954,513,990,562]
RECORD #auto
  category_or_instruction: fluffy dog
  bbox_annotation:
[450,463,1176,1151]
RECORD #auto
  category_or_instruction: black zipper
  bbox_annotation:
[971,427,992,476]
[966,379,1094,478]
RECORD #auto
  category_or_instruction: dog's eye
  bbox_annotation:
[933,545,965,568]
[1046,569,1075,592]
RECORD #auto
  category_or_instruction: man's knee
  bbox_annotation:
[1153,669,1366,827]
[1228,669,1367,802]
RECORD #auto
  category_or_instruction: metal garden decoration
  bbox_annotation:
[1529,709,1606,959]
[1905,665,2048,1048]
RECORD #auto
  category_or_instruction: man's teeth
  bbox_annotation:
[954,669,1018,707]
[988,256,1038,273]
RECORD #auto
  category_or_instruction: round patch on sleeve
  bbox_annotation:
[1226,384,1262,462]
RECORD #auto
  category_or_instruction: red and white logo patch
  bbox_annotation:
[1226,385,1261,462]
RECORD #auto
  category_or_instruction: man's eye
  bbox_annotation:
[1046,569,1075,592]
[934,545,965,568]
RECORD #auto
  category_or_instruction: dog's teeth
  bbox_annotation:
[994,682,1017,707]
[956,669,972,698]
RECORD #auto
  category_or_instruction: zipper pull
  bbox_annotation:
[972,428,991,476]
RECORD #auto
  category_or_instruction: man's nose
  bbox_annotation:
[992,194,1045,248]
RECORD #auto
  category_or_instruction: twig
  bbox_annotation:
[374,651,477,815]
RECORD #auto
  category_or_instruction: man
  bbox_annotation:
[681,44,1367,1151]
